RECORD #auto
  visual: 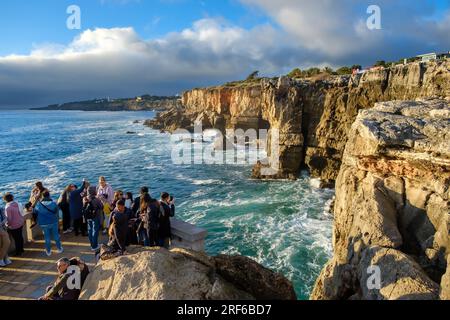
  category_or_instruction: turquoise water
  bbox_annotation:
[0,110,334,299]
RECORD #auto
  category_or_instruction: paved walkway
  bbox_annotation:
[0,233,106,300]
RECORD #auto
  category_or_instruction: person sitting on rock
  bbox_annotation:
[108,200,129,255]
[39,258,80,300]
[69,257,90,290]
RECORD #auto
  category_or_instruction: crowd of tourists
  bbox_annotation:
[0,176,176,266]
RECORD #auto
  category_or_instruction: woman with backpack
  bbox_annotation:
[34,191,63,256]
[82,186,104,251]
[138,194,160,247]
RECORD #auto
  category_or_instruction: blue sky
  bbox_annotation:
[0,0,449,108]
[0,0,269,56]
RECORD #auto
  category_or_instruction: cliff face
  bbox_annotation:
[148,60,450,183]
[311,98,450,300]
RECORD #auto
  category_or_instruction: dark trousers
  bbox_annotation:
[73,218,87,236]
[148,229,158,247]
[8,226,24,255]
[59,204,71,231]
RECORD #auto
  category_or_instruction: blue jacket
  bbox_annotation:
[0,207,6,230]
[69,182,86,219]
[35,198,60,226]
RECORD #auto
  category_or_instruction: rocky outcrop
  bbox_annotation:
[79,247,297,300]
[146,60,450,183]
[310,98,450,300]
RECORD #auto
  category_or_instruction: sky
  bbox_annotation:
[0,0,449,108]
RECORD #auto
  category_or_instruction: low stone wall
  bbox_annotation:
[170,218,208,252]
[9,216,208,253]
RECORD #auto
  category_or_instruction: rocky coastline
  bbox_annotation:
[146,60,450,185]
[143,60,450,300]
[311,98,449,300]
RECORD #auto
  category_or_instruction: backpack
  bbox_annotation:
[82,201,97,220]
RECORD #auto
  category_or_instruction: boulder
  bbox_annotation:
[80,247,297,300]
[358,246,439,300]
[440,256,450,300]
[214,255,297,300]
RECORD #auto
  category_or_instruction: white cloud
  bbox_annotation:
[0,20,293,108]
[0,1,449,108]
[241,0,450,57]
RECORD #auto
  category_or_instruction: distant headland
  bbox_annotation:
[30,95,182,112]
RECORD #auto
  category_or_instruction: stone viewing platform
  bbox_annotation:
[1,217,208,300]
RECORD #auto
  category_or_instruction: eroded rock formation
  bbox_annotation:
[79,247,297,300]
[146,60,450,183]
[310,98,450,300]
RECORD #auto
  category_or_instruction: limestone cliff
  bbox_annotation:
[146,60,450,183]
[80,247,297,300]
[310,98,450,300]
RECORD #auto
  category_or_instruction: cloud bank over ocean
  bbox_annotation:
[0,0,449,108]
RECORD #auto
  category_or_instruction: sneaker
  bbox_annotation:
[0,260,6,267]
[4,257,12,265]
[63,229,72,234]
[56,248,64,254]
[91,246,100,252]
[45,250,52,257]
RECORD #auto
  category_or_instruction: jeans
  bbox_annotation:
[87,216,101,250]
[41,223,62,253]
[138,229,150,247]
[158,237,171,249]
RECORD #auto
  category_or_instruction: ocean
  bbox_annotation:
[0,110,334,300]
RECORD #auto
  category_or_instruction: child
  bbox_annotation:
[25,202,37,228]
[102,197,112,236]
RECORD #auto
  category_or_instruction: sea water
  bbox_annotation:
[0,110,334,300]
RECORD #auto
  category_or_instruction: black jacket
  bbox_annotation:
[131,196,141,216]
[159,202,175,239]
[144,200,161,231]
[110,210,129,252]
[45,272,79,301]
